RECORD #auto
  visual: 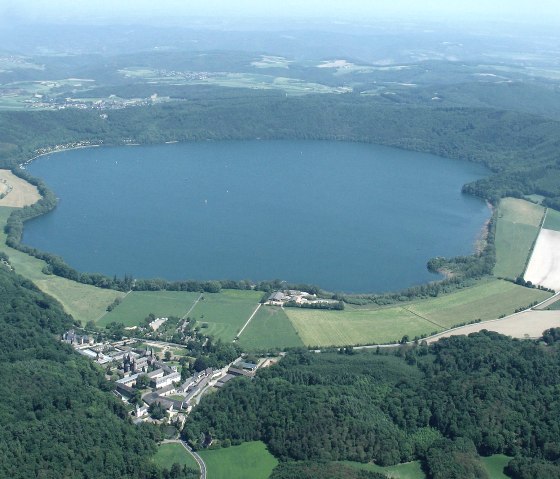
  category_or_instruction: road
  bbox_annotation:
[181,440,207,479]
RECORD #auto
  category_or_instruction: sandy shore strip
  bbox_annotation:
[524,228,560,291]
[0,169,41,207]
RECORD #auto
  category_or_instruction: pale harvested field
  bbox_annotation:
[524,228,560,290]
[427,310,560,342]
[0,169,41,207]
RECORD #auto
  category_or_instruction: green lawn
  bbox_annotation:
[0,206,124,323]
[238,305,304,351]
[543,207,560,232]
[481,455,511,479]
[344,460,425,479]
[189,289,262,342]
[285,280,551,347]
[152,443,199,471]
[98,290,200,327]
[285,305,432,347]
[198,441,278,479]
[406,279,551,328]
[494,198,544,279]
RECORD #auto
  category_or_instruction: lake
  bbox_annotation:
[24,140,490,293]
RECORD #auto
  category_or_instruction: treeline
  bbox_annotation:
[184,331,560,477]
[284,300,345,310]
[0,264,185,478]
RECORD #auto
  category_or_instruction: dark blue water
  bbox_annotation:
[24,141,489,293]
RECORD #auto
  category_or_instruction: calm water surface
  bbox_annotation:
[24,141,489,293]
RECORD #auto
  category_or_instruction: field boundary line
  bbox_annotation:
[235,303,261,340]
[93,289,132,324]
[182,292,203,320]
[522,207,548,278]
[401,306,445,329]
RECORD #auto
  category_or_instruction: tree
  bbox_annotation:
[135,374,151,390]
[164,351,172,361]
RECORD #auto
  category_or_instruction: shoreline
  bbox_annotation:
[19,143,102,169]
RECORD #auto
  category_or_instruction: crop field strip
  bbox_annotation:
[493,198,544,279]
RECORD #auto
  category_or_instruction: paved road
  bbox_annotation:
[181,440,207,479]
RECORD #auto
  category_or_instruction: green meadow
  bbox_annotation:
[188,289,262,342]
[284,280,550,347]
[152,443,199,471]
[238,305,304,351]
[198,441,278,479]
[543,207,560,232]
[493,198,544,279]
[97,290,200,327]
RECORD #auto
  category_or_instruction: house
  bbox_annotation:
[63,329,93,346]
[153,371,181,389]
[268,292,286,302]
[116,373,140,387]
[147,369,165,380]
[239,361,258,371]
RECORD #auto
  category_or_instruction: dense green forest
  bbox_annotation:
[0,263,191,479]
[184,331,560,478]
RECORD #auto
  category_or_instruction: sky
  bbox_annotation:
[2,0,560,26]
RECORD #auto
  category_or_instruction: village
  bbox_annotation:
[62,329,274,430]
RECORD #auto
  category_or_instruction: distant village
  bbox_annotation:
[62,329,274,428]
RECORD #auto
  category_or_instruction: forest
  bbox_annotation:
[185,331,560,478]
[0,264,193,479]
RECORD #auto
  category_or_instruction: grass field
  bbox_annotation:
[238,305,304,351]
[481,455,511,479]
[285,306,432,347]
[543,207,560,232]
[97,290,200,327]
[494,198,544,279]
[405,280,550,328]
[0,206,124,323]
[344,460,425,479]
[188,289,262,342]
[284,280,550,347]
[152,443,199,471]
[198,441,278,479]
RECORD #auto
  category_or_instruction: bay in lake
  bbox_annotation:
[24,141,490,293]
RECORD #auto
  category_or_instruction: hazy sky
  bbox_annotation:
[3,0,560,25]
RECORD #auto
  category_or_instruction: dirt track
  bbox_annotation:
[0,170,41,207]
[525,228,560,291]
